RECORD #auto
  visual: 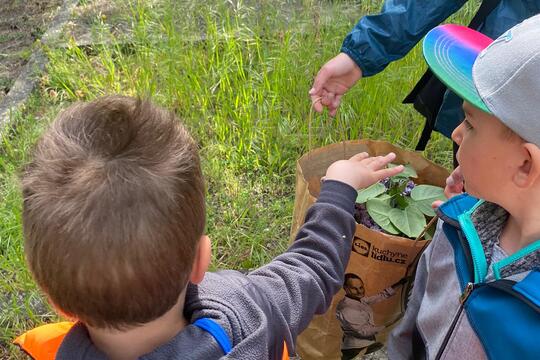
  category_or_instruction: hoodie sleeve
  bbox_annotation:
[246,180,357,342]
[341,0,467,77]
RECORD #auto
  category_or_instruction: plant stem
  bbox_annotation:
[414,215,438,242]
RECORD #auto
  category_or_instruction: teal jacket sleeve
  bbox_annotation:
[341,0,468,77]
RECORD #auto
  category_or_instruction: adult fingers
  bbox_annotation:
[311,95,323,113]
[309,67,332,113]
[310,66,331,97]
[329,95,342,117]
[321,90,335,107]
[332,95,342,109]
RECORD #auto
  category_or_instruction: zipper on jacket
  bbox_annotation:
[434,282,475,360]
[435,279,540,360]
[459,282,475,304]
[462,280,539,313]
[434,218,477,360]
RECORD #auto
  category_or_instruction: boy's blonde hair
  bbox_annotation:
[22,96,205,329]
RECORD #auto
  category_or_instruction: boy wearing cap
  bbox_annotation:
[388,15,540,360]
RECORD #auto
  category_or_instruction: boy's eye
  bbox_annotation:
[464,119,473,130]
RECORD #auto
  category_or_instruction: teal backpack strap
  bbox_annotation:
[193,318,232,355]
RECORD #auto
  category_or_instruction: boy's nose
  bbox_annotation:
[452,122,464,145]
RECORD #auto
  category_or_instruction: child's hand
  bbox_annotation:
[324,152,404,190]
[431,166,464,209]
[443,165,464,198]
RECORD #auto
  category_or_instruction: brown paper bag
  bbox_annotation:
[290,140,449,360]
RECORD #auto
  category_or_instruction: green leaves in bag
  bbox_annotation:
[354,164,445,239]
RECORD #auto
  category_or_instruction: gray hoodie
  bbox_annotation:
[55,180,358,359]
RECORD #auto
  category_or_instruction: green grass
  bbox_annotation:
[0,0,478,355]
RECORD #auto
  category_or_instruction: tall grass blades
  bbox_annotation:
[0,0,480,354]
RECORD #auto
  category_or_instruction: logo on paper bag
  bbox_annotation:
[352,237,371,257]
[352,236,407,264]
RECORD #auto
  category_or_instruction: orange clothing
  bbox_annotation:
[14,322,290,359]
[13,322,75,360]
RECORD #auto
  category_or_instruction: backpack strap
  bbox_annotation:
[193,318,292,359]
[13,321,75,360]
[405,0,502,150]
[193,318,232,355]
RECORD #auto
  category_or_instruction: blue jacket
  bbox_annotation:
[341,0,540,138]
[387,194,540,359]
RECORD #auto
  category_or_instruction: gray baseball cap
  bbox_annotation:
[423,14,540,146]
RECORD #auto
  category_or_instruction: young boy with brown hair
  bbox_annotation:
[16,95,403,359]
[388,14,540,359]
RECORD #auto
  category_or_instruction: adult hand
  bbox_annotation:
[325,152,403,190]
[309,53,363,116]
[431,166,464,209]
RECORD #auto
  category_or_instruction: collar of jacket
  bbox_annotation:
[436,193,479,226]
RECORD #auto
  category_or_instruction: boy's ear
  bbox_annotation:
[189,235,211,285]
[513,143,540,188]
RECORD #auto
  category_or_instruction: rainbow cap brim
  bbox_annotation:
[423,24,493,113]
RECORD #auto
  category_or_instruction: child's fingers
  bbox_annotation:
[349,152,370,161]
[447,182,464,194]
[431,200,444,209]
[445,183,464,199]
[374,164,404,180]
[446,166,463,186]
[362,154,387,166]
[444,166,464,197]
[362,157,378,166]
[367,152,396,169]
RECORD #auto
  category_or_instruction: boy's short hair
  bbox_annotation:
[22,96,205,329]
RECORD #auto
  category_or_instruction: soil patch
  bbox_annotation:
[0,0,63,101]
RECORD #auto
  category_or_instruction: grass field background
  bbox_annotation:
[0,0,478,356]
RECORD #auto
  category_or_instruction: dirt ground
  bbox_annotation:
[0,0,63,101]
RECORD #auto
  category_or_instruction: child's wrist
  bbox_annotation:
[318,180,357,214]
